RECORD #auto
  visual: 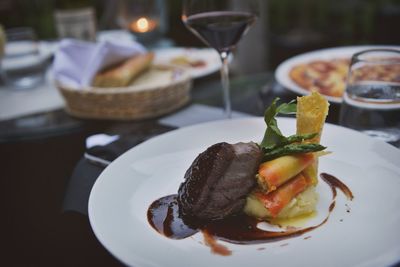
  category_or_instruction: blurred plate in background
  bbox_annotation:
[275,45,400,103]
[154,47,221,79]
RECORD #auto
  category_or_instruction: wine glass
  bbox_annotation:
[182,0,258,118]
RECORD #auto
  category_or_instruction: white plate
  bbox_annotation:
[89,117,400,267]
[154,47,221,78]
[275,45,400,103]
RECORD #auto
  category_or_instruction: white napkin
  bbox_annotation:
[52,39,146,89]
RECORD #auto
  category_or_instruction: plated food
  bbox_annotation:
[289,59,349,98]
[58,62,191,120]
[275,46,400,103]
[245,92,329,221]
[154,47,221,78]
[169,55,206,68]
[90,47,220,88]
[147,92,353,255]
[88,111,400,266]
[350,57,400,84]
[289,57,400,99]
[93,52,154,88]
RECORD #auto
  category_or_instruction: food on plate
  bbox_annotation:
[350,58,400,83]
[297,92,330,184]
[289,59,349,98]
[170,55,206,68]
[178,93,328,222]
[244,92,329,220]
[178,142,262,221]
[255,153,316,192]
[92,52,154,87]
[148,92,353,255]
[289,57,400,98]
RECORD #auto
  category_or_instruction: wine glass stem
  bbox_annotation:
[220,51,231,118]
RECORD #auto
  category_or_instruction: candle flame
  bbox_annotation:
[130,17,157,33]
[136,17,149,33]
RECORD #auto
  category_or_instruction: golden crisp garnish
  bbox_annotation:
[296,92,329,143]
[296,92,329,184]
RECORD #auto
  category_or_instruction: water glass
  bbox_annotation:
[1,28,46,90]
[339,49,400,147]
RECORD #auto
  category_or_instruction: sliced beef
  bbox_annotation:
[178,142,262,221]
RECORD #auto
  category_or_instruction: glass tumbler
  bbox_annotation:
[1,27,45,90]
[339,49,400,147]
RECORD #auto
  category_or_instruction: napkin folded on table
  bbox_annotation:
[53,39,147,89]
[63,122,175,215]
[62,134,165,215]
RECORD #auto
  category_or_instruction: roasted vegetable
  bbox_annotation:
[257,153,315,192]
[244,93,329,220]
[250,172,311,218]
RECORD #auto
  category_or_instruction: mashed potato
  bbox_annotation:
[244,186,319,220]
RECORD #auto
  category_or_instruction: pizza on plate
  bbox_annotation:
[351,59,400,84]
[289,57,400,98]
[289,59,350,98]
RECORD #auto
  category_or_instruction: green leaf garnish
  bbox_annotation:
[260,98,296,147]
[260,98,326,161]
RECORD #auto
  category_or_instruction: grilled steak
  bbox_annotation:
[178,142,262,221]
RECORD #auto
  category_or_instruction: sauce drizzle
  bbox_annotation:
[320,173,354,200]
[147,172,353,255]
[147,195,197,239]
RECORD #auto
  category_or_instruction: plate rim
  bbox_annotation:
[275,45,400,103]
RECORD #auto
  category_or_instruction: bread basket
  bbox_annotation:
[57,65,192,120]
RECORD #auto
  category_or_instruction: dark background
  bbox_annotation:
[1,0,400,69]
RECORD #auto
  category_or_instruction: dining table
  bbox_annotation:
[0,66,376,266]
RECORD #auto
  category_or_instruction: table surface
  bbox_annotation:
[0,72,342,142]
[1,72,344,266]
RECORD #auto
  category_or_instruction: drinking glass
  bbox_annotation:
[1,27,46,90]
[182,0,258,118]
[339,49,400,147]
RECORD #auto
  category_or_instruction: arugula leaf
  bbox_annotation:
[259,98,326,162]
[260,98,296,147]
[276,100,297,114]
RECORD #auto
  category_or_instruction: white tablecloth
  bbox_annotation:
[0,80,65,121]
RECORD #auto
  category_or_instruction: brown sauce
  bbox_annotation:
[147,195,197,239]
[320,173,354,200]
[147,172,353,255]
[202,213,329,245]
[203,230,232,256]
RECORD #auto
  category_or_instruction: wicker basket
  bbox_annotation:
[57,65,192,120]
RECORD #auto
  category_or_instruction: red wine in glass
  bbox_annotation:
[184,11,256,53]
[182,2,258,118]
